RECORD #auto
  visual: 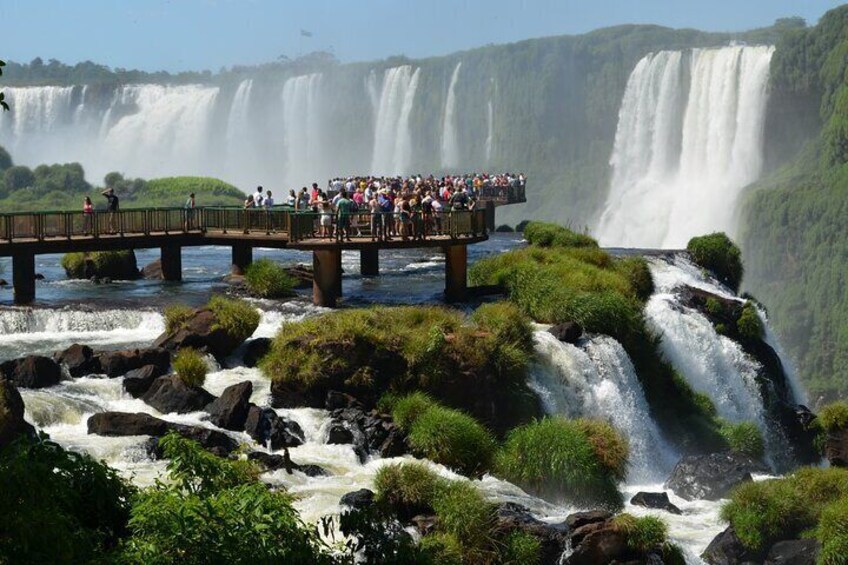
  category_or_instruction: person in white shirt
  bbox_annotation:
[253,186,265,207]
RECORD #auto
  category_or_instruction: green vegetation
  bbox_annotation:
[736,302,765,342]
[163,304,194,334]
[818,496,848,564]
[686,233,744,292]
[718,421,765,460]
[494,417,628,509]
[720,467,848,555]
[612,514,685,564]
[135,176,245,207]
[817,401,848,432]
[523,221,598,248]
[501,531,542,565]
[172,348,208,388]
[61,250,139,280]
[373,462,443,519]
[243,258,297,299]
[207,296,261,345]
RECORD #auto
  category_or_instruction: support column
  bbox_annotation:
[232,243,253,276]
[313,248,342,307]
[360,248,379,277]
[485,200,496,232]
[444,244,467,303]
[12,253,35,305]
[160,244,182,282]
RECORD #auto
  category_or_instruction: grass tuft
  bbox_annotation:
[208,296,260,344]
[687,232,744,292]
[172,348,208,387]
[163,304,194,334]
[243,258,296,299]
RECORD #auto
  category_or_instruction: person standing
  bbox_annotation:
[101,187,119,234]
[184,192,196,231]
[335,190,354,242]
[264,189,275,233]
[253,186,265,208]
[82,196,94,235]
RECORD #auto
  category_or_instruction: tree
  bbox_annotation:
[0,146,12,172]
[4,166,35,191]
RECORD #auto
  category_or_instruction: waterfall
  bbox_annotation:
[597,45,774,248]
[371,65,420,175]
[441,62,462,169]
[281,73,324,185]
[226,79,254,150]
[529,331,678,483]
[485,98,494,163]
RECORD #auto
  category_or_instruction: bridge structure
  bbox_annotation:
[0,207,489,307]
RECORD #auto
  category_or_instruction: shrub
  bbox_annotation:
[614,257,655,302]
[172,348,208,387]
[407,405,498,477]
[501,531,542,565]
[817,401,848,432]
[818,496,848,564]
[60,250,139,280]
[373,462,444,518]
[494,224,515,233]
[163,304,194,334]
[495,417,627,509]
[515,220,530,232]
[523,222,598,248]
[719,421,765,459]
[431,480,498,562]
[389,392,438,430]
[612,513,668,554]
[243,258,296,299]
[686,232,744,292]
[208,296,260,344]
[736,302,765,342]
[575,419,630,481]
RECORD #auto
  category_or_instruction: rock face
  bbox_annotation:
[243,338,271,368]
[0,355,62,388]
[665,452,768,501]
[549,321,583,344]
[54,344,100,377]
[206,381,252,431]
[243,406,304,450]
[824,427,848,468]
[765,539,819,565]
[327,395,407,463]
[340,489,375,510]
[495,503,569,565]
[629,491,682,514]
[97,347,170,378]
[122,365,167,398]
[153,308,247,359]
[0,379,36,447]
[141,375,215,414]
[702,527,756,564]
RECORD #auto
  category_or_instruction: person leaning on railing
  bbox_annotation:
[83,196,94,235]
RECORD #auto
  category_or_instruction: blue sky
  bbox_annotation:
[1,0,842,72]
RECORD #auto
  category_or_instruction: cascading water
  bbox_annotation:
[485,98,494,163]
[597,45,774,248]
[530,331,678,483]
[371,65,421,175]
[440,62,462,169]
[281,74,324,184]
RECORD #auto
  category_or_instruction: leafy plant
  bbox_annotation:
[172,348,208,387]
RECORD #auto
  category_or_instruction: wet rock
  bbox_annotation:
[0,279,7,286]
[141,259,163,279]
[0,355,62,388]
[63,251,139,281]
[764,539,820,565]
[326,390,364,410]
[340,489,374,510]
[145,428,238,458]
[242,338,271,368]
[34,273,45,280]
[565,521,628,565]
[122,364,167,398]
[495,502,569,565]
[54,344,101,377]
[205,381,252,431]
[243,406,304,449]
[96,347,170,378]
[285,264,314,289]
[247,450,328,476]
[327,422,354,444]
[153,308,250,360]
[665,452,768,501]
[141,374,215,414]
[0,378,36,447]
[564,510,612,531]
[702,526,757,565]
[630,491,682,514]
[549,321,583,344]
[328,404,408,462]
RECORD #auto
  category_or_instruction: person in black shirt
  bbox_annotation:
[101,187,119,233]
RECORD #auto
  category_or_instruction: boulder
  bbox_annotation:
[242,338,271,368]
[824,427,848,468]
[702,527,757,565]
[141,259,163,280]
[54,343,101,377]
[96,347,170,378]
[764,539,820,565]
[122,364,167,398]
[564,510,612,531]
[549,321,583,344]
[328,402,408,462]
[495,502,569,565]
[565,522,628,565]
[247,451,329,476]
[0,378,36,447]
[141,375,215,414]
[665,452,768,501]
[0,355,62,388]
[630,491,682,515]
[153,308,247,360]
[0,279,7,286]
[327,422,354,445]
[63,250,140,280]
[340,489,375,510]
[243,406,304,450]
[205,381,252,431]
[145,427,238,458]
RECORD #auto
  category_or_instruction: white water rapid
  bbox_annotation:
[440,62,462,169]
[371,65,421,175]
[597,45,774,248]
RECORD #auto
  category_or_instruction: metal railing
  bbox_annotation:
[0,207,488,244]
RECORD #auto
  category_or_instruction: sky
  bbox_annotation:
[0,0,843,73]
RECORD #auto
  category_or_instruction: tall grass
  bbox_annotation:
[719,421,765,459]
[208,296,260,344]
[172,348,207,387]
[163,304,194,334]
[686,232,744,292]
[406,406,497,477]
[243,259,296,299]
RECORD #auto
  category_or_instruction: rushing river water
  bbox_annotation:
[0,234,775,563]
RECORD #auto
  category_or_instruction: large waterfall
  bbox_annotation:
[597,45,774,248]
[440,62,462,169]
[371,65,421,175]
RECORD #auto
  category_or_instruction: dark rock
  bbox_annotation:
[297,464,329,477]
[495,502,569,565]
[327,422,354,444]
[702,527,757,565]
[0,378,36,447]
[145,427,238,459]
[565,510,612,531]
[340,489,374,510]
[0,355,62,388]
[549,321,583,344]
[243,338,271,368]
[90,276,101,284]
[247,450,329,476]
[152,308,249,360]
[34,273,45,280]
[141,375,215,414]
[96,347,170,378]
[54,343,101,377]
[122,365,167,398]
[764,539,820,565]
[327,406,408,463]
[205,381,252,431]
[665,452,768,501]
[630,491,682,514]
[566,522,627,565]
[141,259,163,280]
[326,390,364,410]
[824,427,848,468]
[378,428,408,458]
[64,251,139,281]
[243,406,303,449]
[0,279,7,286]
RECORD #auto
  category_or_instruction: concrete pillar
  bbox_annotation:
[444,244,467,303]
[360,248,379,277]
[485,200,496,232]
[232,243,253,276]
[313,248,342,307]
[12,253,35,305]
[161,245,182,282]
